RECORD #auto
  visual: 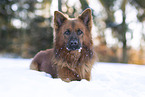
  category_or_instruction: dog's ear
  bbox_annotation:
[54,11,67,29]
[78,8,92,31]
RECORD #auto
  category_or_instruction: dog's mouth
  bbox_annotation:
[66,47,82,52]
[66,44,81,50]
[66,46,82,50]
[66,41,82,51]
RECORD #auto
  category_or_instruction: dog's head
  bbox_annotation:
[54,8,92,51]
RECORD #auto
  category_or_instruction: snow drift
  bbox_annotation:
[0,58,145,97]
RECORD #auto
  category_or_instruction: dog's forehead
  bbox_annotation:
[64,20,85,30]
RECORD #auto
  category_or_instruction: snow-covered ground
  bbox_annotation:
[0,58,145,97]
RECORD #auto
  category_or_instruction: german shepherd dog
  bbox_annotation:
[30,8,96,82]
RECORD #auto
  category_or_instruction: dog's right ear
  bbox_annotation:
[78,8,92,31]
[54,11,67,29]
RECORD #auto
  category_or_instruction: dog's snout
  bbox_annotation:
[70,40,78,46]
[66,38,81,51]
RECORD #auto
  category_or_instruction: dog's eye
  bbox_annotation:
[64,30,70,35]
[77,29,83,35]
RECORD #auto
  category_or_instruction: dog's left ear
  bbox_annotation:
[78,8,92,31]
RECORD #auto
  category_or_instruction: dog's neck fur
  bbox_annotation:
[54,43,94,67]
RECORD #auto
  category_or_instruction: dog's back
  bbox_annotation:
[30,49,58,78]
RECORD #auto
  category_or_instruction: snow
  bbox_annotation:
[0,58,145,97]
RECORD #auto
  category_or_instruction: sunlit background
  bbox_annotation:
[0,0,145,64]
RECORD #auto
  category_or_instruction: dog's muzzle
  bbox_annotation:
[66,39,81,51]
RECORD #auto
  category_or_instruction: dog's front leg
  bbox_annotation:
[58,67,81,82]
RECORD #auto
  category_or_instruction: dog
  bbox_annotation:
[30,8,96,82]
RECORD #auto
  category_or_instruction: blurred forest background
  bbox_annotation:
[0,0,145,64]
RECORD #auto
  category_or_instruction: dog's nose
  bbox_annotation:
[70,40,78,46]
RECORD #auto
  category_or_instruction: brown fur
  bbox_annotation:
[30,8,96,82]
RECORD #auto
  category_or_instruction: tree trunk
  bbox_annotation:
[79,0,89,10]
[122,13,128,63]
[122,35,127,63]
[58,0,62,11]
[121,0,128,63]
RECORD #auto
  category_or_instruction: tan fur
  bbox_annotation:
[30,8,97,82]
[30,61,39,70]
